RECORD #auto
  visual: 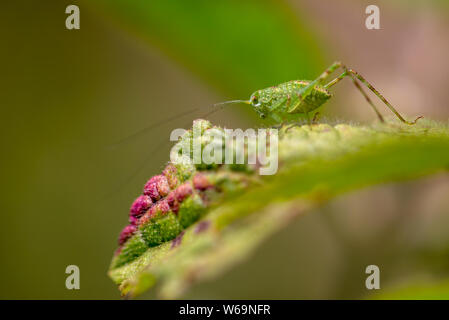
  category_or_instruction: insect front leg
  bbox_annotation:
[269,112,285,128]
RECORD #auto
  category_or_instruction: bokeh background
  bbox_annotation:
[1,0,449,299]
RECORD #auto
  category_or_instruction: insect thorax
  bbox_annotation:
[258,80,332,116]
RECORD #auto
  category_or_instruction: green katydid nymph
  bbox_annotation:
[216,62,423,125]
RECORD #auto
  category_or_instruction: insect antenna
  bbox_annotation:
[104,99,249,198]
[213,99,250,107]
[108,107,200,149]
[108,100,249,149]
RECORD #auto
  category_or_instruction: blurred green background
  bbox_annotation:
[1,0,449,299]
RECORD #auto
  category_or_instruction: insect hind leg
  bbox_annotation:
[346,68,422,125]
[325,71,385,122]
[324,65,422,125]
[316,61,343,84]
[349,76,385,122]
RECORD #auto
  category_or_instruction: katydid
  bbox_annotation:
[216,62,423,125]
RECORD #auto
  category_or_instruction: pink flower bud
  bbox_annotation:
[139,199,171,225]
[156,175,170,197]
[175,182,193,202]
[163,164,179,189]
[129,215,139,225]
[143,176,161,200]
[118,224,136,246]
[156,199,171,214]
[193,173,213,191]
[129,195,152,217]
[166,191,179,213]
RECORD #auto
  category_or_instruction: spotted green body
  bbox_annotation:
[250,80,332,122]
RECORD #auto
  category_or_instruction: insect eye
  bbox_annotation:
[260,113,266,119]
[251,97,260,107]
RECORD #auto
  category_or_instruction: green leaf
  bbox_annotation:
[89,0,325,98]
[109,119,449,298]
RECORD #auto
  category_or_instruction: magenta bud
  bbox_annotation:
[166,191,175,207]
[139,206,156,225]
[163,164,179,189]
[118,224,136,246]
[143,176,161,200]
[193,173,213,191]
[175,182,193,202]
[156,175,170,197]
[157,199,170,214]
[140,199,171,225]
[129,215,139,225]
[166,191,179,213]
[130,195,152,217]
